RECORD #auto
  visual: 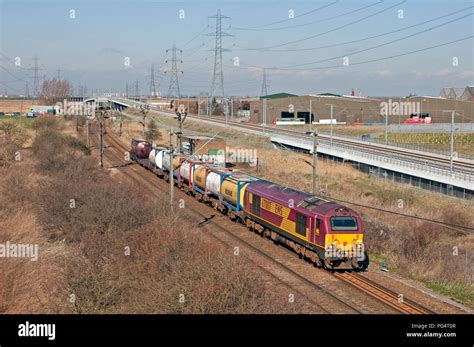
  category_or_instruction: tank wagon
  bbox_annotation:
[130,138,152,163]
[130,138,368,271]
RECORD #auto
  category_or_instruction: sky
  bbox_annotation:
[0,0,473,97]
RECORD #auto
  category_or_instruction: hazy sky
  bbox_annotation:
[0,0,473,96]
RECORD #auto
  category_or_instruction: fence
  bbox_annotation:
[389,123,474,133]
[314,130,474,161]
[270,133,474,187]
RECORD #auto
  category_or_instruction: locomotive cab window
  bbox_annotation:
[330,216,358,231]
[295,213,307,237]
[315,218,321,235]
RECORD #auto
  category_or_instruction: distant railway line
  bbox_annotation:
[183,112,474,174]
[114,98,474,174]
[89,121,439,314]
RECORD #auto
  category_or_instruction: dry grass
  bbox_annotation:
[0,99,35,113]
[0,116,316,314]
[0,158,71,313]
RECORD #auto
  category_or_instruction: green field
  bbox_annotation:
[376,133,474,155]
[0,115,35,129]
[284,124,385,136]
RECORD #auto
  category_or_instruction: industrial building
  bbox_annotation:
[438,86,474,101]
[248,93,474,125]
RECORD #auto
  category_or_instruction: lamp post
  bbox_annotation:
[443,110,458,175]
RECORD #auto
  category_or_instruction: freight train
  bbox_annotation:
[130,138,369,271]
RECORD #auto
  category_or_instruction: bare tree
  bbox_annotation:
[38,78,72,105]
[145,119,160,141]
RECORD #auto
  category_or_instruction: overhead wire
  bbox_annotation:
[236,0,406,50]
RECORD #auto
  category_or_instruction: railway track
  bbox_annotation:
[333,272,434,314]
[89,122,438,314]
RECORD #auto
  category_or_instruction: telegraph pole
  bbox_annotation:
[175,107,187,152]
[169,129,174,213]
[139,104,150,138]
[326,104,334,146]
[86,103,95,147]
[86,118,89,146]
[312,131,318,194]
[260,68,268,97]
[224,98,229,126]
[450,110,454,175]
[262,98,267,134]
[99,110,104,168]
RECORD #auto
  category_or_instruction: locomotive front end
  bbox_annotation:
[323,208,368,271]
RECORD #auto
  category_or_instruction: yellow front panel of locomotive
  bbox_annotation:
[325,233,364,251]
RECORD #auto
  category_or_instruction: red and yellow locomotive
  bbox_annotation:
[243,181,368,270]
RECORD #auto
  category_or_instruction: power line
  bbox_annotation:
[0,65,30,83]
[242,12,473,70]
[239,5,474,52]
[181,56,212,72]
[237,35,474,72]
[237,0,406,50]
[328,196,474,233]
[181,25,210,47]
[235,1,385,32]
[232,0,340,30]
